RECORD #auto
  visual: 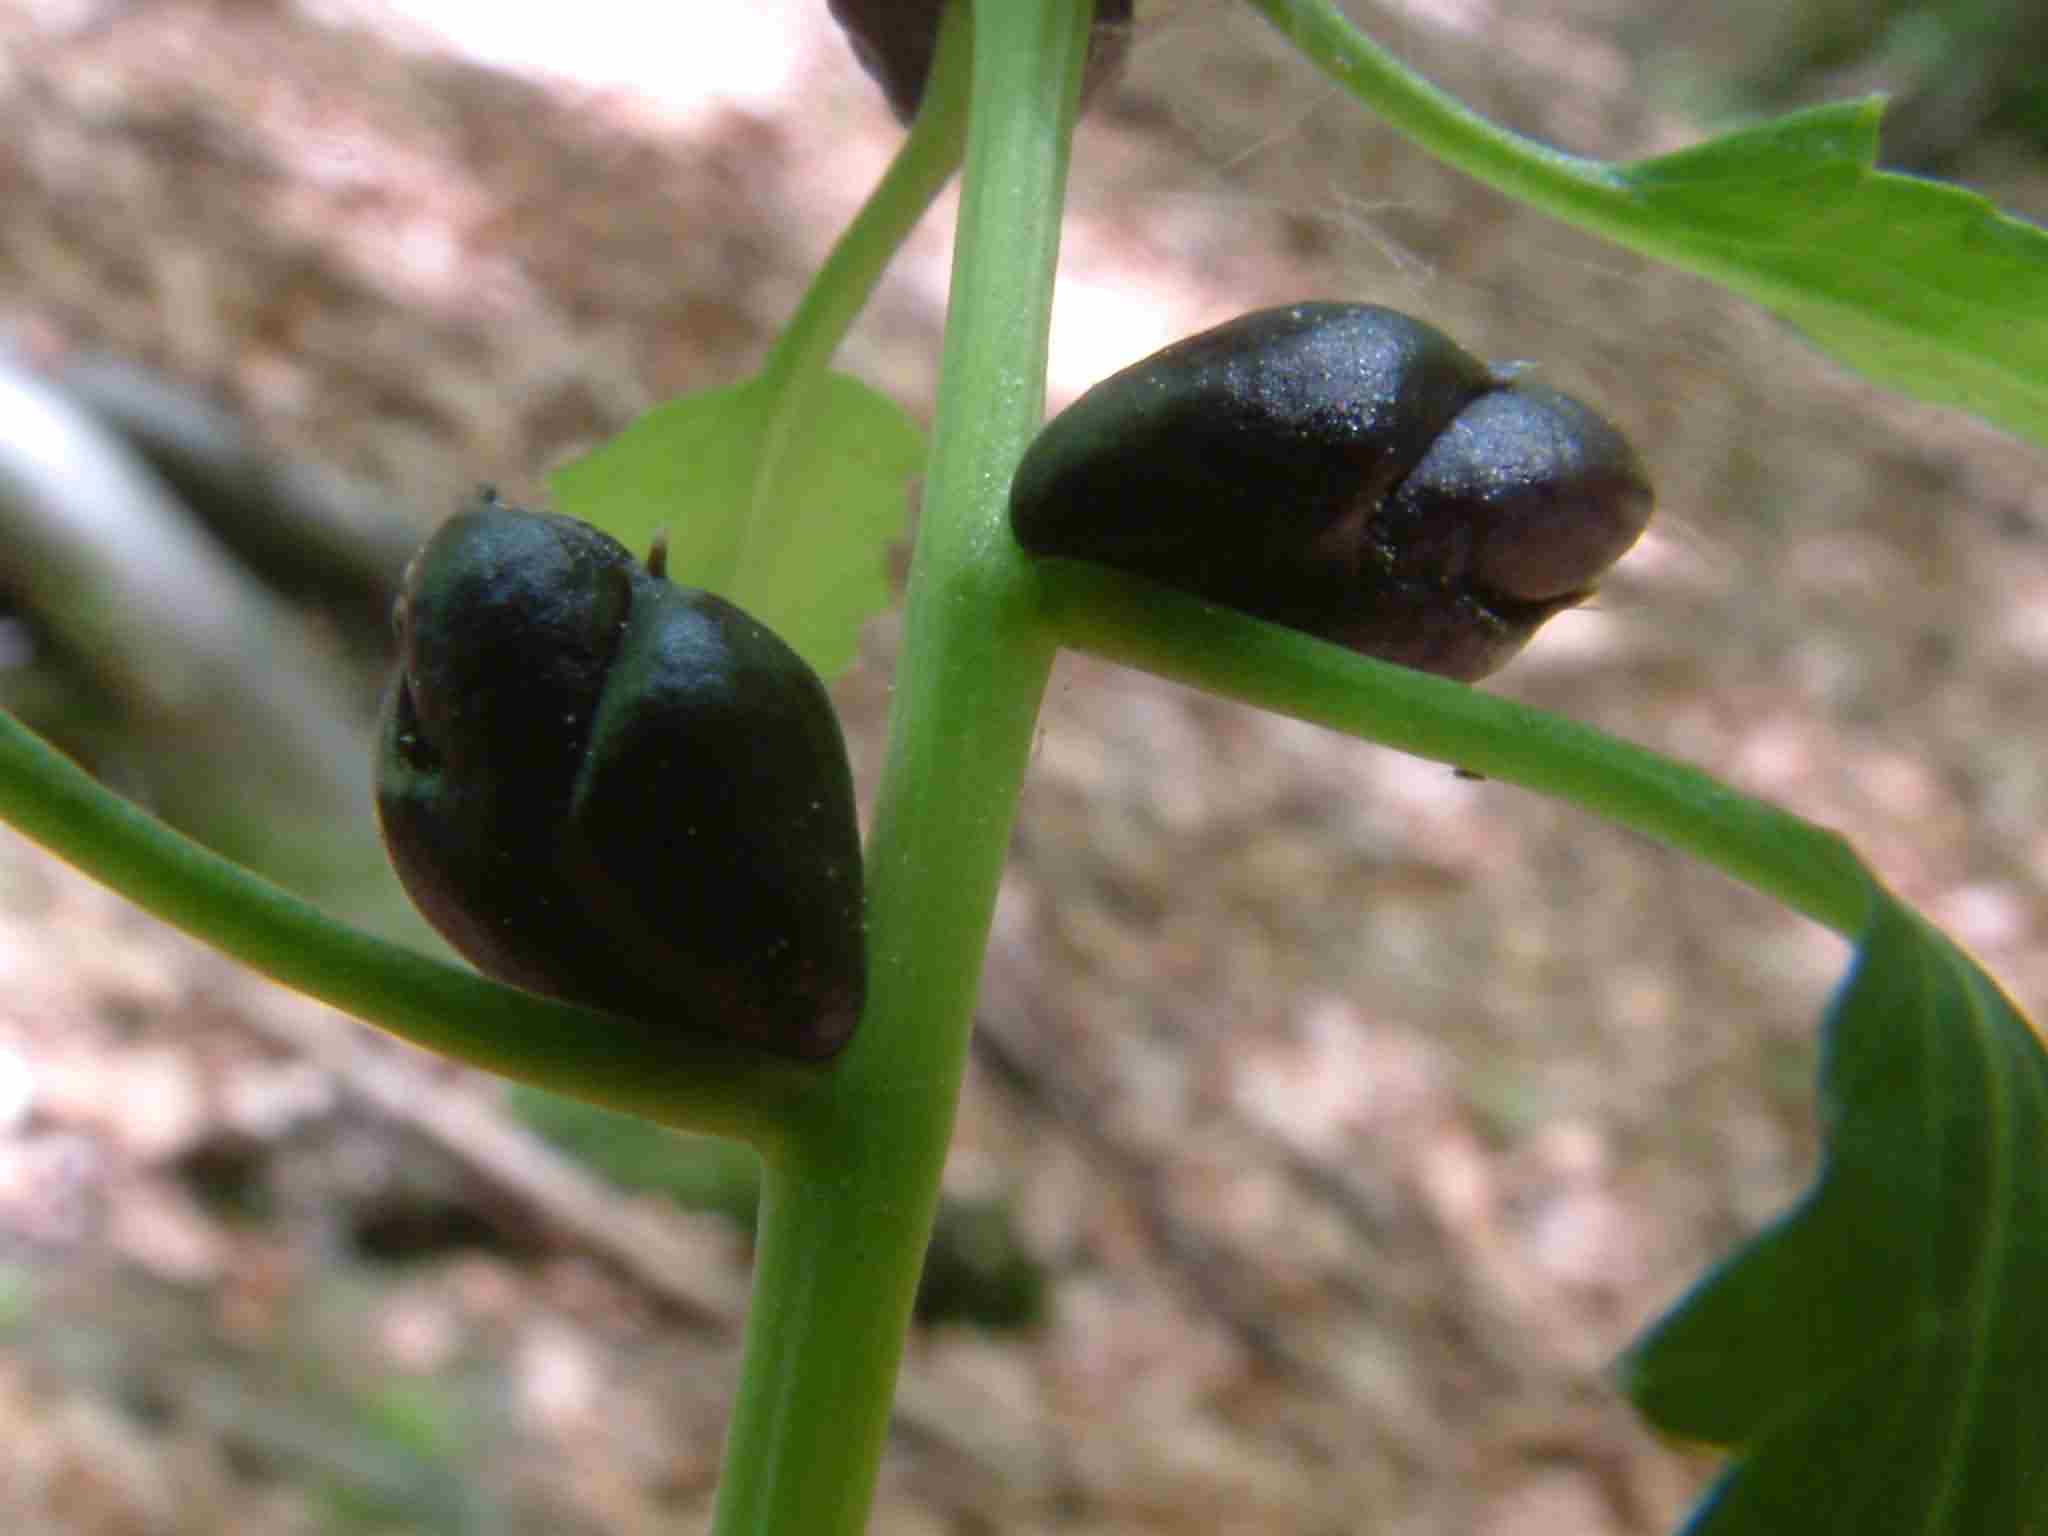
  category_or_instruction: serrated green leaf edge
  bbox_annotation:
[1621,890,2048,1534]
[1614,102,2048,445]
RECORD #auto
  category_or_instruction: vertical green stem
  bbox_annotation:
[708,2,1090,1531]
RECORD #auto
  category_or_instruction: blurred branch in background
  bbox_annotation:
[55,353,419,640]
[0,349,415,927]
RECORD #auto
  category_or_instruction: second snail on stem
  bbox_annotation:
[1009,302,1654,682]
[376,492,868,1063]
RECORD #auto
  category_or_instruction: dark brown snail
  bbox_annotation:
[1009,302,1654,681]
[376,492,866,1061]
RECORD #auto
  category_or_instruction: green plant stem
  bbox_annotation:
[0,710,820,1144]
[1240,0,1624,206]
[734,14,972,607]
[707,2,1087,1531]
[1036,561,1876,938]
[1238,0,1877,268]
[1236,0,1759,250]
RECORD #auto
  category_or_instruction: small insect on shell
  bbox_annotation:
[1009,302,1654,681]
[376,492,867,1061]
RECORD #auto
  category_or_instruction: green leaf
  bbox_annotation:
[1622,891,2048,1534]
[551,372,923,678]
[1241,2,2048,446]
[1613,101,2048,446]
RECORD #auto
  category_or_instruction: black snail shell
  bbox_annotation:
[376,493,866,1061]
[1008,302,1654,682]
[827,0,1134,126]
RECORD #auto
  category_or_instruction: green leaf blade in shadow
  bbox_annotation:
[1038,560,2047,1530]
[1622,893,2048,1534]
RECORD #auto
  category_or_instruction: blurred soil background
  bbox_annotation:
[0,0,2045,1531]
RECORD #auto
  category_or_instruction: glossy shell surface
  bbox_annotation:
[378,497,866,1060]
[1010,302,1654,681]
